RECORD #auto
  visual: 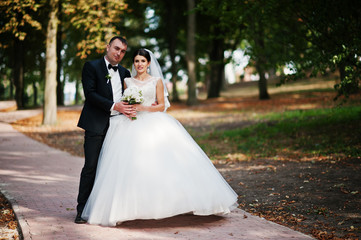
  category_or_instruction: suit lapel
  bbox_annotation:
[99,59,125,96]
[99,59,113,95]
[117,66,125,95]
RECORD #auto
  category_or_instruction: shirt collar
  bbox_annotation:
[104,57,118,69]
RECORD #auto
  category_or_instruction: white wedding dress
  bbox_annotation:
[81,77,238,226]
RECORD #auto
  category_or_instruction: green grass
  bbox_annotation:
[203,105,361,160]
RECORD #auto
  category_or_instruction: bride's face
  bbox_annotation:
[134,55,150,74]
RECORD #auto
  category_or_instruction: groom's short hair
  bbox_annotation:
[109,36,128,46]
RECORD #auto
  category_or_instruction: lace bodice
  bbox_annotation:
[124,77,159,106]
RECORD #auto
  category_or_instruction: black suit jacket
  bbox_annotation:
[77,58,131,134]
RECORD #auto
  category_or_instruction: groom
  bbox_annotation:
[75,36,135,224]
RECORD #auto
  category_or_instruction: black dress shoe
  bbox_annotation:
[74,212,87,224]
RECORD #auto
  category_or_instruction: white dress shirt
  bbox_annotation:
[104,57,122,116]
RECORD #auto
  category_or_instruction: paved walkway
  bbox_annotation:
[0,101,314,240]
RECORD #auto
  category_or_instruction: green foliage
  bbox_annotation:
[63,0,130,59]
[213,106,361,159]
[196,0,309,70]
[1,0,360,107]
[0,0,42,41]
[129,0,187,80]
[197,0,361,98]
[287,0,361,97]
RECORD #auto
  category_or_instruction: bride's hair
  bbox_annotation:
[132,48,151,62]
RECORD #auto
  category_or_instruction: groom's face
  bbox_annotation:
[106,39,127,65]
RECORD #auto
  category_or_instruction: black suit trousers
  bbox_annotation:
[76,128,107,213]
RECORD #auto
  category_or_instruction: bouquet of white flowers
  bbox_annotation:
[122,86,144,120]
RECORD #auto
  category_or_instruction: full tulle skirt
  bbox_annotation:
[82,112,238,226]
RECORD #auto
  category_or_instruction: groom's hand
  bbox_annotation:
[114,102,136,118]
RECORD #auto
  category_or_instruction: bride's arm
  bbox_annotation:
[136,79,165,112]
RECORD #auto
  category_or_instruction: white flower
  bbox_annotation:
[122,86,144,105]
[121,86,144,120]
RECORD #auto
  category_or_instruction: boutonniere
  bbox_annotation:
[105,74,111,84]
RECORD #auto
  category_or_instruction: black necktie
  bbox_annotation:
[108,64,118,72]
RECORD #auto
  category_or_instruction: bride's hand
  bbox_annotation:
[127,109,137,119]
[134,104,146,112]
[114,102,136,117]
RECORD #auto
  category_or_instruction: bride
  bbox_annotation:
[81,48,238,226]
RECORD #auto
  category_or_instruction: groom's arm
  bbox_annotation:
[110,66,131,112]
[82,61,113,112]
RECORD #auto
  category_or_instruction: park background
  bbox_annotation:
[1,0,360,239]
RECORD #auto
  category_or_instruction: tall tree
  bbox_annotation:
[162,0,185,102]
[56,0,64,106]
[0,45,13,100]
[186,0,197,105]
[196,0,242,99]
[13,38,26,107]
[290,0,361,97]
[43,0,59,125]
[197,0,309,99]
[0,0,42,108]
[198,0,361,99]
[207,24,226,98]
[133,0,186,103]
[250,15,270,99]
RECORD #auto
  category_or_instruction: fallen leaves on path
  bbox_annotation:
[0,192,20,240]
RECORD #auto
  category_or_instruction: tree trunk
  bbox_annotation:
[75,78,81,104]
[207,29,224,99]
[10,79,14,99]
[166,0,179,102]
[170,58,179,102]
[56,0,64,106]
[13,38,25,109]
[43,0,59,125]
[186,0,197,105]
[255,61,270,100]
[253,21,270,100]
[33,81,38,106]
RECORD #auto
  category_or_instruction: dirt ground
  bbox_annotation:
[218,158,360,240]
[4,88,361,240]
